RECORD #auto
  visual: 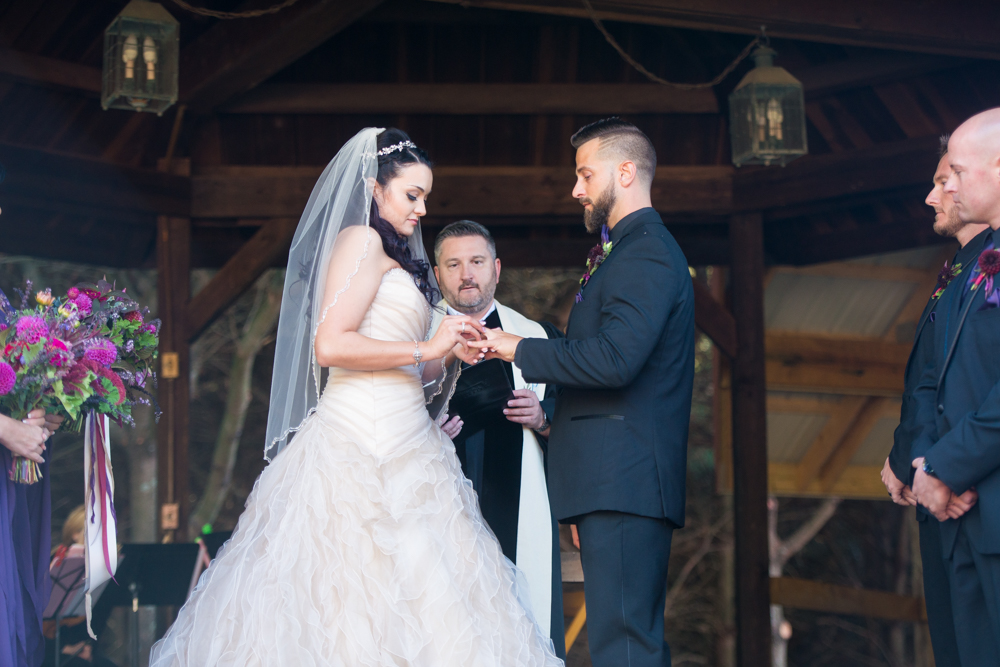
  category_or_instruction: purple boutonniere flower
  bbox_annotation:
[931,260,962,300]
[575,225,613,303]
[971,249,1000,295]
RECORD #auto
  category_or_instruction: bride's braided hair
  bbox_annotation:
[370,128,437,305]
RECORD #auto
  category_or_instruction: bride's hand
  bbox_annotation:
[429,315,486,362]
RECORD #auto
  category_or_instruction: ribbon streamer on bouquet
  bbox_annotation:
[83,411,118,639]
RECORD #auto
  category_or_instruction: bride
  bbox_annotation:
[149,128,563,666]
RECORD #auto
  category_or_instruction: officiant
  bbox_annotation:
[430,220,565,657]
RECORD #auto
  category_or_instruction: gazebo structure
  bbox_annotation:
[2,1,999,663]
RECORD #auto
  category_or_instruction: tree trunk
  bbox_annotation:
[187,272,283,540]
[768,496,842,667]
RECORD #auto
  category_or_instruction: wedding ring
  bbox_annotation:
[462,322,466,333]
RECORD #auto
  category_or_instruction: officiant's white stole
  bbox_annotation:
[431,300,554,636]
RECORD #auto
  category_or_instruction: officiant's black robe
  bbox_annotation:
[450,310,565,658]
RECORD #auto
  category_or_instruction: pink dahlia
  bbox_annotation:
[72,294,92,315]
[85,340,117,367]
[0,362,15,395]
[67,287,80,298]
[15,316,47,344]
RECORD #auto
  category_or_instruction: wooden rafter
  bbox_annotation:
[0,47,101,94]
[693,277,737,358]
[186,218,299,342]
[191,164,734,218]
[817,397,888,492]
[222,83,719,115]
[0,141,190,219]
[793,396,869,492]
[426,0,1000,60]
[771,576,926,622]
[766,359,903,395]
[179,0,387,112]
[766,333,911,367]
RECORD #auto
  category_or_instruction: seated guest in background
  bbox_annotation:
[881,135,990,667]
[912,108,1000,667]
[431,220,565,657]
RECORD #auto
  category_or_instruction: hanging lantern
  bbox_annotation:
[728,46,807,167]
[102,1,179,116]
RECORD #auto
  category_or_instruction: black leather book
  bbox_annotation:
[449,359,516,435]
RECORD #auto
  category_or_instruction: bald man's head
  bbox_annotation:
[946,108,1000,230]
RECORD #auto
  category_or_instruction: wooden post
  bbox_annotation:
[729,212,772,667]
[156,215,191,541]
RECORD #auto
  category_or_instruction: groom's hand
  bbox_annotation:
[469,328,522,363]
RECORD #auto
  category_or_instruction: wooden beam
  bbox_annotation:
[797,51,967,100]
[771,576,926,622]
[0,141,190,219]
[818,397,887,491]
[191,165,733,218]
[156,216,191,540]
[794,396,869,492]
[734,136,941,212]
[186,218,298,342]
[729,212,772,667]
[179,0,386,112]
[222,82,719,114]
[766,216,952,266]
[693,277,737,358]
[0,47,101,94]
[774,262,929,284]
[768,463,889,498]
[766,359,904,395]
[426,0,1000,60]
[766,333,911,368]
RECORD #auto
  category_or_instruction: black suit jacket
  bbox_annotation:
[888,235,986,487]
[515,208,695,526]
[913,230,1000,553]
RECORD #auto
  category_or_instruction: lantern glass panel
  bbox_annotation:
[102,1,179,116]
[729,80,807,167]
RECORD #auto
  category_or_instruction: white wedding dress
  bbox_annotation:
[150,268,562,666]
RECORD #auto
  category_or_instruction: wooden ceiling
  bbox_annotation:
[0,0,997,269]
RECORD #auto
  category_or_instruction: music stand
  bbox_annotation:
[97,543,200,667]
[45,555,113,667]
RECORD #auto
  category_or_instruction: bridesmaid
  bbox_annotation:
[0,407,54,667]
[0,280,63,665]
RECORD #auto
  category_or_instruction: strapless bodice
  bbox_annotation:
[316,268,434,457]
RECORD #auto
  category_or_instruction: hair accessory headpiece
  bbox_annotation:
[377,140,416,157]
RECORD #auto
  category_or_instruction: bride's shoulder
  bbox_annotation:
[334,225,387,258]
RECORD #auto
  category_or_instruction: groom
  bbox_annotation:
[474,118,695,667]
[430,220,565,657]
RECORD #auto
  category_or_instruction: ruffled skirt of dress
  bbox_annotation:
[148,401,562,667]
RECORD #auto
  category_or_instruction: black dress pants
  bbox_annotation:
[576,510,674,667]
[946,523,1000,667]
[918,515,962,666]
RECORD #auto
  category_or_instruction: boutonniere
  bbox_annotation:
[575,225,613,303]
[970,249,1000,296]
[931,260,963,299]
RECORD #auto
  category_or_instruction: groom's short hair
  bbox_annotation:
[434,220,497,264]
[571,117,657,187]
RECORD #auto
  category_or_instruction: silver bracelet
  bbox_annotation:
[412,340,423,367]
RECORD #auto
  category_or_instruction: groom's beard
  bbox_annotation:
[582,183,617,233]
